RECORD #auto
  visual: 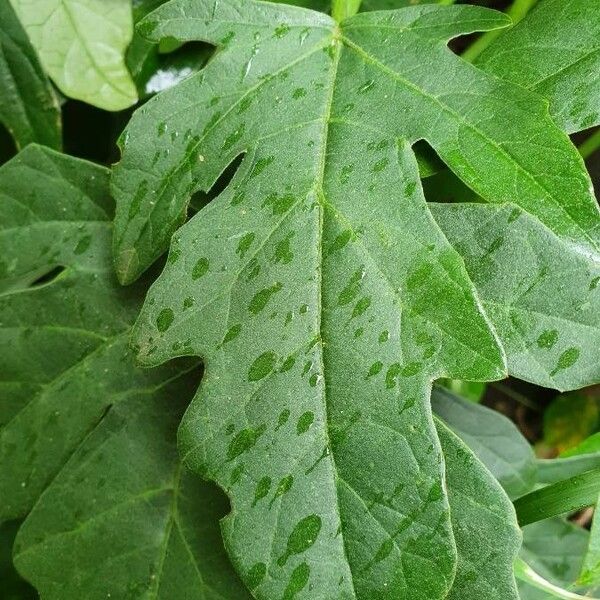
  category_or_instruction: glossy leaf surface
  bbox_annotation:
[113,2,598,282]
[476,0,600,134]
[109,1,600,596]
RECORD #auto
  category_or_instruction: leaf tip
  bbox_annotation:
[114,246,140,286]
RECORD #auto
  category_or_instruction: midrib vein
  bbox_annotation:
[313,31,359,599]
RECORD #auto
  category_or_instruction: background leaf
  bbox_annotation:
[520,519,592,600]
[9,0,138,111]
[13,392,252,600]
[0,0,61,151]
[0,144,251,598]
[432,385,537,499]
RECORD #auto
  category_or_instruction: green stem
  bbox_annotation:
[332,0,362,21]
[462,0,539,63]
[514,467,600,526]
[515,559,600,600]
[579,128,600,160]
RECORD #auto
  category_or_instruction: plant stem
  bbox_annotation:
[579,128,600,160]
[332,0,362,21]
[515,559,600,600]
[462,0,538,63]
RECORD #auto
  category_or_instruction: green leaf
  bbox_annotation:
[111,2,600,596]
[514,468,600,526]
[432,385,537,499]
[476,0,600,134]
[0,145,250,598]
[432,202,600,392]
[0,0,61,151]
[437,378,486,403]
[436,420,521,599]
[519,519,591,600]
[538,454,600,486]
[13,394,251,600]
[9,0,138,111]
[112,2,598,283]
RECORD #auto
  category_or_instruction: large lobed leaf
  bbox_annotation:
[112,2,599,283]
[9,0,138,111]
[108,1,597,597]
[0,145,250,599]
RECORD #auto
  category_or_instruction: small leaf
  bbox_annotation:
[564,433,600,459]
[520,518,592,600]
[432,385,537,499]
[9,0,138,110]
[0,0,61,150]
